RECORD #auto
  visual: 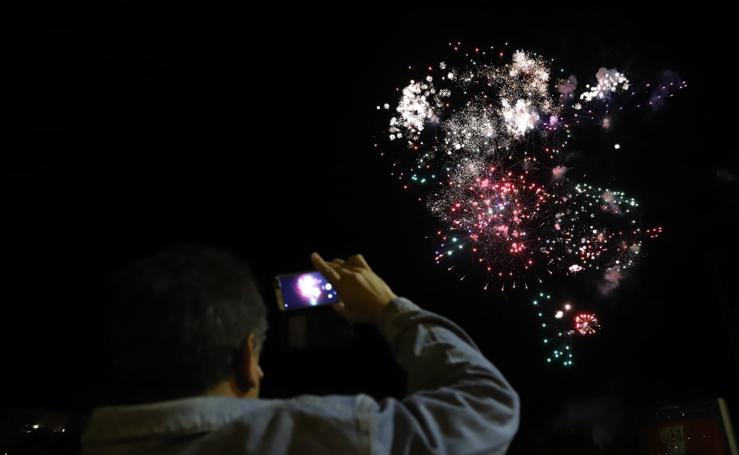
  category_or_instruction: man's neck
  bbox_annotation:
[205,380,258,399]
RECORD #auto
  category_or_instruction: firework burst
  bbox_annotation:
[379,42,681,289]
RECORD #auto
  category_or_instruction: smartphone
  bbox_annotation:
[274,270,339,311]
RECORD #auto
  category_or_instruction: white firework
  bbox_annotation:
[442,100,499,156]
[500,98,540,137]
[580,67,630,102]
[389,79,449,143]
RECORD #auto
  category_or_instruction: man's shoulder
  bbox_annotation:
[208,394,375,454]
[258,393,379,416]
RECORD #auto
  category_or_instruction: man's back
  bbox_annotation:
[83,298,519,454]
[82,395,367,454]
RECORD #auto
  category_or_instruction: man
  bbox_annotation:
[82,246,519,454]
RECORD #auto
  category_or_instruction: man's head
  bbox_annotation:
[110,245,267,403]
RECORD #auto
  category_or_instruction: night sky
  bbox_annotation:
[2,5,737,453]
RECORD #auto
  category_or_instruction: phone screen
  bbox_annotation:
[275,271,339,311]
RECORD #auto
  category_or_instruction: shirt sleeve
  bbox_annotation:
[357,297,520,455]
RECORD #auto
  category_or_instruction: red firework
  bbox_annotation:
[574,313,600,336]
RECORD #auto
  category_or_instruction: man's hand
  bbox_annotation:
[310,252,397,324]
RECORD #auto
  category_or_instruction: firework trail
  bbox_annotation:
[531,289,602,366]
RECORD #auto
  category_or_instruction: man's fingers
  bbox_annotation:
[332,302,351,320]
[347,254,370,270]
[330,258,346,266]
[310,252,341,282]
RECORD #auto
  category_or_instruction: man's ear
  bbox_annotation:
[244,334,261,389]
[231,334,259,395]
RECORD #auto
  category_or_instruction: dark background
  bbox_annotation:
[1,4,737,453]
